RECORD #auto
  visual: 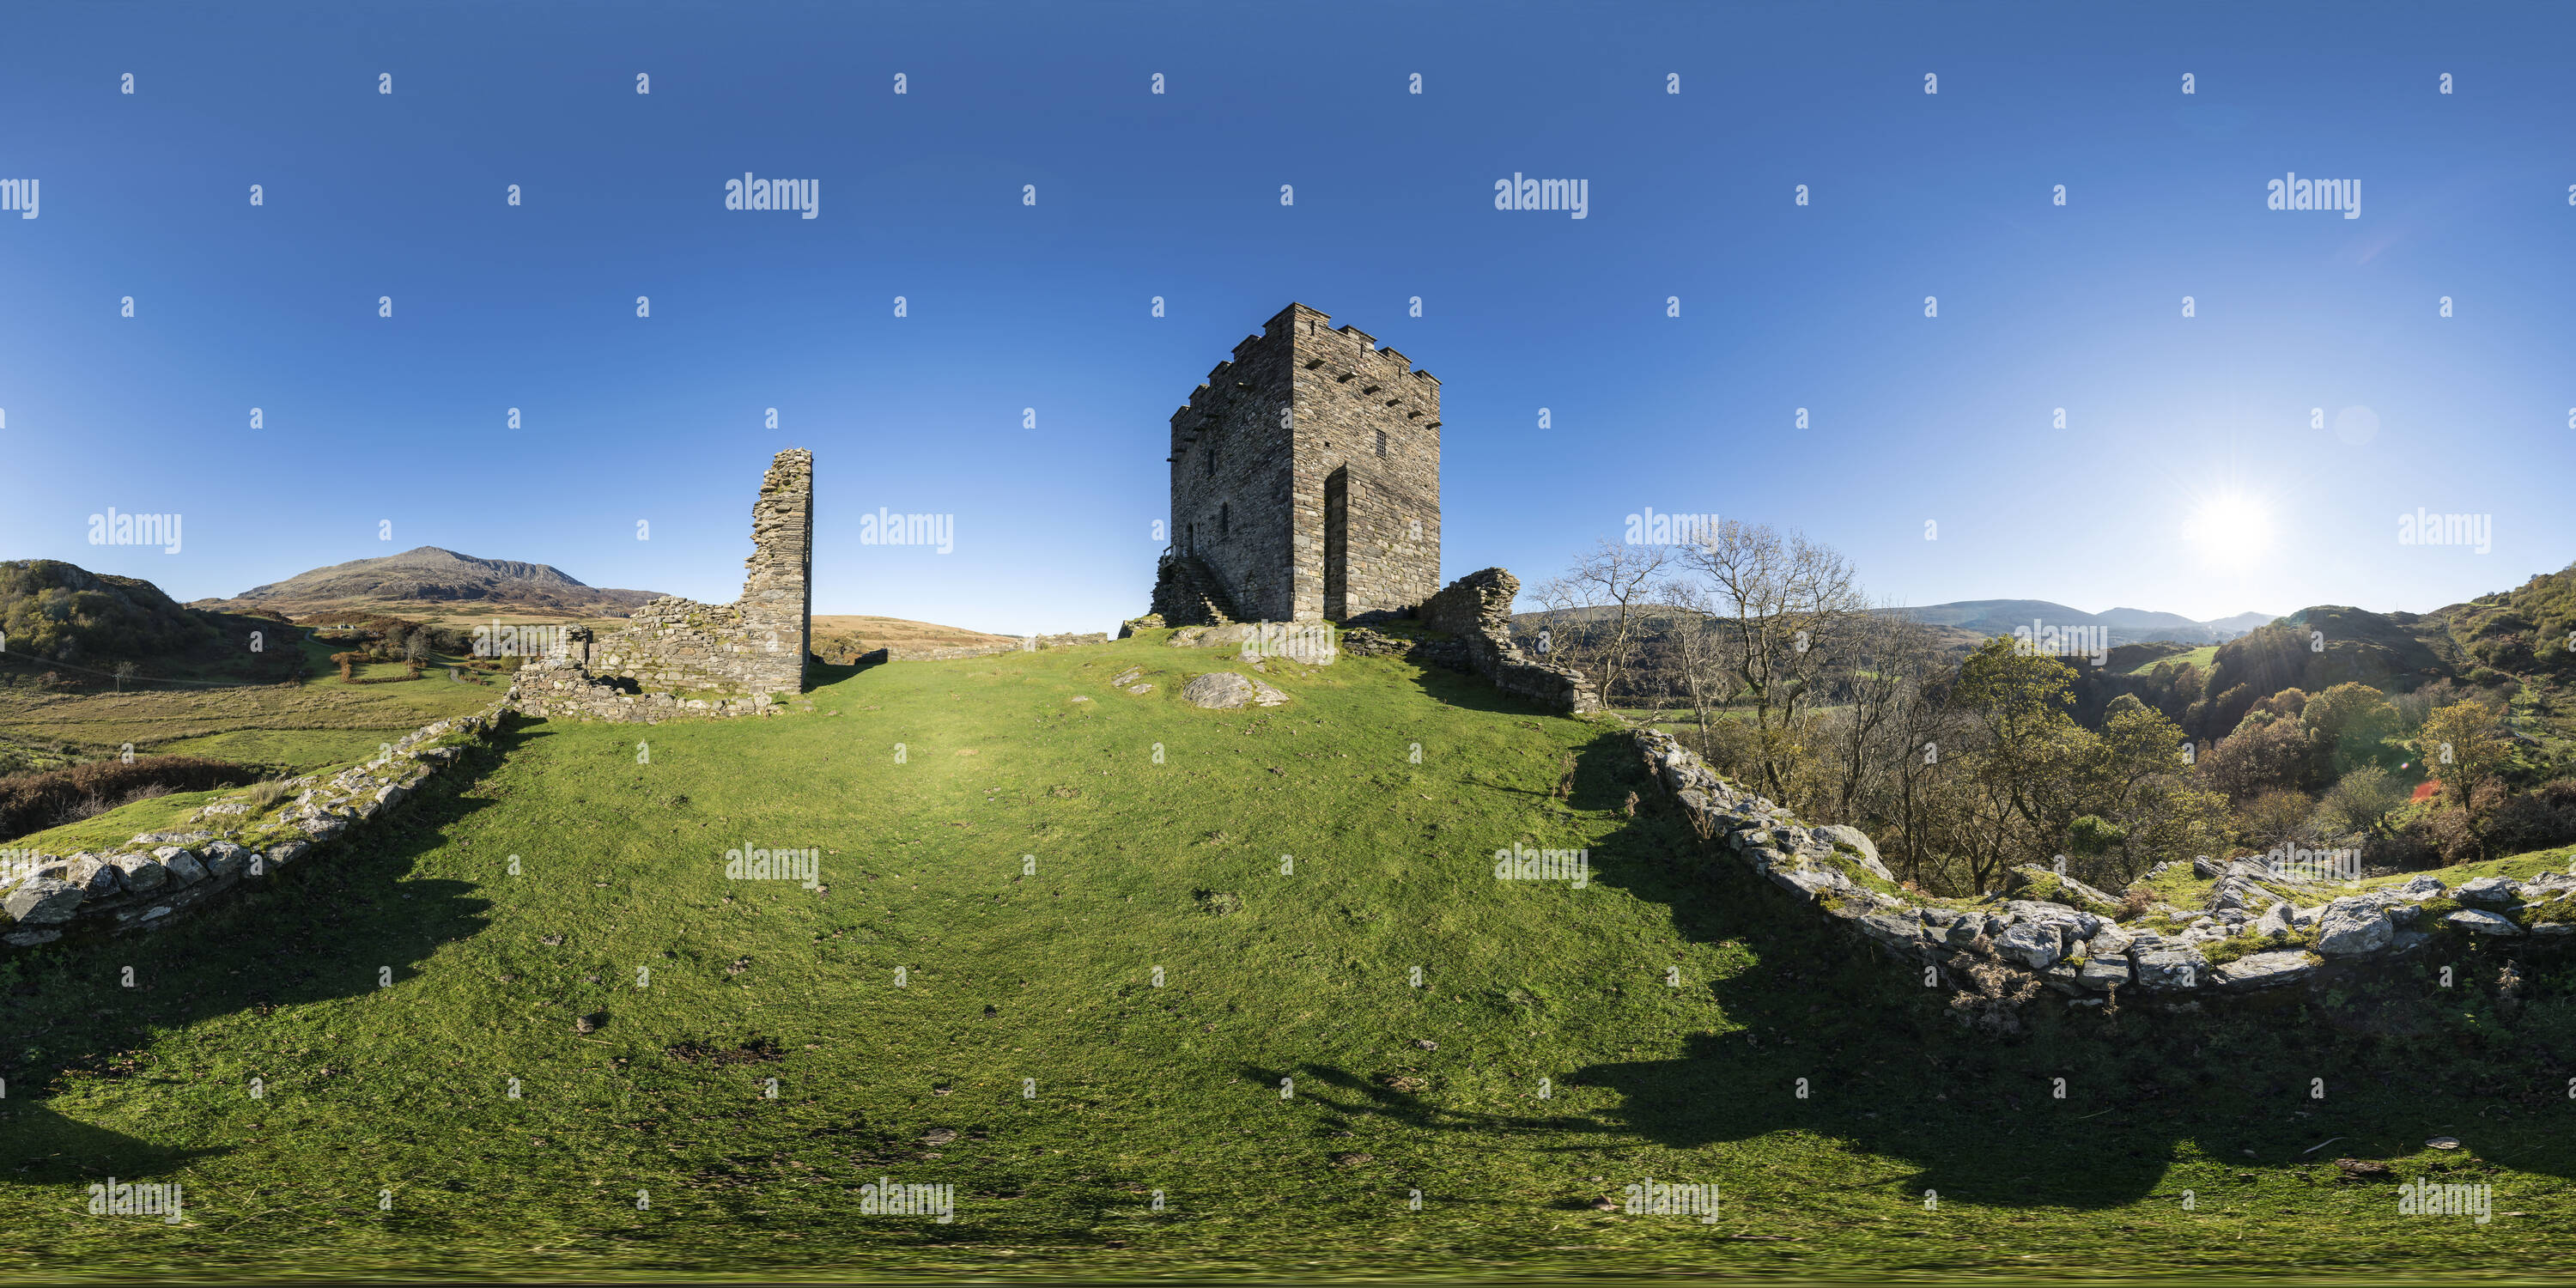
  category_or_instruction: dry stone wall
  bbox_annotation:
[0,701,507,955]
[1631,726,2576,1011]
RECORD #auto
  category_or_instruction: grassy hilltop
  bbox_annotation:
[0,634,2572,1281]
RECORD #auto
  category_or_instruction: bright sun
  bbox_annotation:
[2184,492,2275,566]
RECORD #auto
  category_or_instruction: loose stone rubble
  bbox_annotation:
[1630,726,2576,1009]
[0,700,508,953]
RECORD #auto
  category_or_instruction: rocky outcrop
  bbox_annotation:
[1180,671,1290,709]
[0,701,507,953]
[1629,726,2576,1016]
[1418,569,1602,715]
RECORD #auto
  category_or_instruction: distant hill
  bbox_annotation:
[0,560,302,692]
[809,615,1021,665]
[2,559,218,665]
[191,547,663,619]
[1870,599,2275,646]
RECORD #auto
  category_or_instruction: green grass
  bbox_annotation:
[2130,646,2218,676]
[0,633,497,777]
[2,635,2573,1281]
[5,788,240,855]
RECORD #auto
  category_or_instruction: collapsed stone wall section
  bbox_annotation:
[1631,726,2576,1009]
[0,700,509,953]
[1417,568,1602,715]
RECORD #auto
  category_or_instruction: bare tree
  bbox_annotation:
[1658,579,1739,761]
[1532,540,1674,710]
[1674,521,1863,802]
[1818,608,1947,823]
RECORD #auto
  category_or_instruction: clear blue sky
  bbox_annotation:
[3,2,2571,634]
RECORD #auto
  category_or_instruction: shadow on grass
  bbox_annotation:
[0,726,530,1186]
[1530,729,2576,1208]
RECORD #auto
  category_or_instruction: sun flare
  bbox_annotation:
[2184,492,2276,566]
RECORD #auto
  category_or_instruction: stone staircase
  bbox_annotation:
[1149,550,1242,627]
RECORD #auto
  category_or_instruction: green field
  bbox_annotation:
[2,634,2571,1281]
[2130,646,2219,676]
[0,631,503,779]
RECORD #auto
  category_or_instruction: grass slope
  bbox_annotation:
[1,635,2571,1281]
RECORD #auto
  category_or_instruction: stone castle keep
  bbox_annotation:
[1153,303,1443,625]
[511,448,813,720]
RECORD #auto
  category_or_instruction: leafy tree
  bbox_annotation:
[2415,700,2511,858]
[2301,681,2403,773]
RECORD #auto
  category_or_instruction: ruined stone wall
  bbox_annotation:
[508,655,791,722]
[513,448,812,720]
[737,448,813,692]
[1629,726,2576,1010]
[1,702,507,953]
[1419,568,1601,714]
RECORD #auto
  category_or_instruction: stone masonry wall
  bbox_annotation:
[1419,568,1602,715]
[737,448,814,692]
[0,701,508,954]
[1630,725,2576,1012]
[512,448,812,720]
[1170,322,1297,620]
[1165,305,1441,623]
[1284,305,1442,620]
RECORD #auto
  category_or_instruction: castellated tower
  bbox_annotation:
[737,447,814,691]
[1160,303,1442,623]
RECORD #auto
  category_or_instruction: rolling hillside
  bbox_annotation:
[0,635,2567,1279]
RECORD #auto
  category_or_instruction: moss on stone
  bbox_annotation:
[2007,869,2123,919]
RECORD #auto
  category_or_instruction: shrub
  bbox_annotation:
[2312,765,2405,839]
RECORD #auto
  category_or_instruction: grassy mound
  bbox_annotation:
[0,635,2571,1280]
